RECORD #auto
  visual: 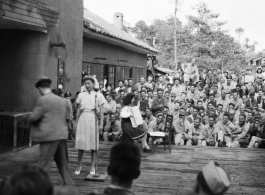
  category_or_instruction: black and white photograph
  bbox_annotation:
[0,0,265,194]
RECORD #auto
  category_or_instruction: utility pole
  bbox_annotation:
[174,0,178,70]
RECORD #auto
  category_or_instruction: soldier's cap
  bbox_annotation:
[179,110,186,116]
[202,161,230,195]
[64,92,71,98]
[156,112,163,118]
[171,92,177,97]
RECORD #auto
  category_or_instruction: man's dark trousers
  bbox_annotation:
[39,139,74,185]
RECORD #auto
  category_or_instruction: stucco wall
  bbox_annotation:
[0,0,83,111]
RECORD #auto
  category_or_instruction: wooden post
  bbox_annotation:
[174,0,178,68]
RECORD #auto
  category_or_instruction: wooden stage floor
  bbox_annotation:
[47,142,265,195]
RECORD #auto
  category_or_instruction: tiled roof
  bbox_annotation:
[83,9,158,53]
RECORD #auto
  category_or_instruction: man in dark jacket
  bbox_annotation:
[28,77,74,186]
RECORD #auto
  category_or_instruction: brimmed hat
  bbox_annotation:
[179,110,186,116]
[35,76,52,88]
[202,161,230,194]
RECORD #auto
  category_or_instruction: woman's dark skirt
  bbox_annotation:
[121,118,146,142]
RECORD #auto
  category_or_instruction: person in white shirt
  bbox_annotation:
[244,69,255,86]
[115,80,125,93]
[171,78,185,98]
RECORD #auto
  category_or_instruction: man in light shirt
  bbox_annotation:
[115,80,125,93]
[103,93,117,122]
[171,78,184,98]
[244,69,255,86]
[103,113,122,141]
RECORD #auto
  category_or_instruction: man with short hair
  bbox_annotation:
[168,92,177,113]
[145,107,156,126]
[244,69,254,86]
[132,90,139,106]
[222,76,234,98]
[189,59,199,84]
[164,83,173,95]
[230,114,249,148]
[126,78,134,93]
[103,93,116,116]
[151,89,167,115]
[193,161,230,195]
[115,80,125,93]
[148,113,165,132]
[137,90,150,113]
[256,89,264,104]
[187,117,206,146]
[204,116,218,146]
[28,77,74,185]
[245,90,258,110]
[145,75,154,90]
[103,113,122,141]
[228,109,237,124]
[187,106,200,124]
[89,142,141,195]
[230,90,243,111]
[187,84,200,105]
[215,112,237,147]
[173,109,191,145]
[216,104,224,122]
[217,90,230,112]
[135,76,147,92]
[171,78,185,98]
[248,115,265,148]
[115,89,125,107]
[155,75,166,90]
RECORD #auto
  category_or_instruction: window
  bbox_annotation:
[82,62,105,83]
[108,66,115,89]
[57,58,65,90]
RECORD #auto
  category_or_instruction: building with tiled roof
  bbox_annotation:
[83,9,158,54]
[82,9,158,87]
[0,0,157,112]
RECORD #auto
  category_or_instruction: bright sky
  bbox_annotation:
[84,0,265,52]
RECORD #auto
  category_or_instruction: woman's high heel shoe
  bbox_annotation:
[75,165,82,175]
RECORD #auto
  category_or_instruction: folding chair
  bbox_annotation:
[150,114,173,154]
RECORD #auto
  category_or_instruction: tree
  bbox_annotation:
[130,2,248,72]
[235,27,244,43]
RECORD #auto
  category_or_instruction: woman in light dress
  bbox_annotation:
[120,93,151,152]
[74,76,106,176]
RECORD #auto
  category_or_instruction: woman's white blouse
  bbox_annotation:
[120,106,131,118]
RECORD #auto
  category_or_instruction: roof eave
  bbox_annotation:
[83,27,158,55]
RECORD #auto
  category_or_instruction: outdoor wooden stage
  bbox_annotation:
[48,142,265,195]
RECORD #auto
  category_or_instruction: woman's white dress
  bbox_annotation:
[75,91,106,150]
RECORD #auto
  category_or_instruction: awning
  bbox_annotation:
[0,0,59,32]
[154,66,174,75]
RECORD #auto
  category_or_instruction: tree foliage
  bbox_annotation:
[129,2,256,72]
